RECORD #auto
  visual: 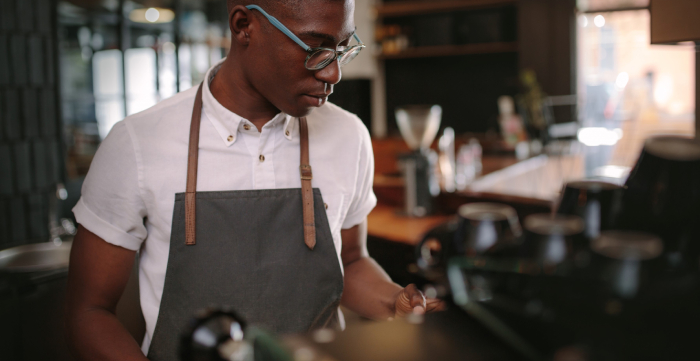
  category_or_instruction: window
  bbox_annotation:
[577,8,695,172]
[58,0,230,177]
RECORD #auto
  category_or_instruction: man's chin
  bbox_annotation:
[286,103,324,118]
[285,107,314,119]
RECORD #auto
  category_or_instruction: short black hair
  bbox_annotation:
[227,0,303,14]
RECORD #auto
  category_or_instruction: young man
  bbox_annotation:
[66,1,438,360]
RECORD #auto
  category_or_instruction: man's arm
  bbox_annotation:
[66,225,148,361]
[340,220,432,320]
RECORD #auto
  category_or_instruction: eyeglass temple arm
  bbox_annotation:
[245,5,312,51]
[353,33,364,45]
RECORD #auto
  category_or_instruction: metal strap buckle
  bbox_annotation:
[300,165,313,180]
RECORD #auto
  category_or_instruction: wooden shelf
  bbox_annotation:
[379,42,518,59]
[376,0,517,18]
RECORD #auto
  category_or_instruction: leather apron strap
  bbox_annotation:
[299,117,316,249]
[184,84,204,246]
[184,83,316,249]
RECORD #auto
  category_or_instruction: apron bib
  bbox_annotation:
[146,84,344,360]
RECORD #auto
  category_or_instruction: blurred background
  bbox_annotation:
[0,0,698,360]
[1,0,696,248]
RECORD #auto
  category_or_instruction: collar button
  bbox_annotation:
[227,135,234,142]
[243,124,251,131]
[285,130,290,136]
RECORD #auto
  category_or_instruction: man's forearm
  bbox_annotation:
[66,226,148,361]
[67,307,147,361]
[340,256,403,320]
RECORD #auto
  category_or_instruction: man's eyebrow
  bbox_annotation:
[299,28,356,44]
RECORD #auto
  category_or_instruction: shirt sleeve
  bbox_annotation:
[72,121,147,251]
[342,123,377,229]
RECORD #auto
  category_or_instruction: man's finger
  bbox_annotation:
[404,284,426,312]
[425,298,446,312]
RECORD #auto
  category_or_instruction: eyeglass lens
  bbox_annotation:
[306,50,337,70]
[339,47,362,66]
[305,46,363,70]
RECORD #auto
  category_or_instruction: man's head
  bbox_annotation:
[225,0,356,117]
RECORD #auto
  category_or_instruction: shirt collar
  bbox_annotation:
[201,59,296,146]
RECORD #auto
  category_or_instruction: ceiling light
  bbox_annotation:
[130,7,175,24]
[594,15,605,28]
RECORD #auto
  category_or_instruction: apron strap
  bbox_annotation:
[185,83,204,245]
[299,117,316,250]
[184,82,316,249]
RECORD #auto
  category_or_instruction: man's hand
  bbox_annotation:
[340,220,445,320]
[393,284,445,318]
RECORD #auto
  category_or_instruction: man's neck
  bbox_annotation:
[209,58,280,131]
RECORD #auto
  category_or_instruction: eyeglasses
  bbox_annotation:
[245,5,365,70]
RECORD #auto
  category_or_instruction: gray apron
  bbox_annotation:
[146,84,344,360]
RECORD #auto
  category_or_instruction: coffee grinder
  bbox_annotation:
[395,105,442,217]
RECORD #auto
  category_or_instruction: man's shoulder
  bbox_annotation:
[311,101,370,141]
[122,86,199,130]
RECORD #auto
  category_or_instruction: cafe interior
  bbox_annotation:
[1,0,699,360]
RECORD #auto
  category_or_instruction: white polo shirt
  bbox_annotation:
[72,60,377,353]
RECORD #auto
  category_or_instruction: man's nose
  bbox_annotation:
[314,59,342,86]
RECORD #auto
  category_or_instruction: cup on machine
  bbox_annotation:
[416,202,522,270]
[456,203,522,256]
[590,230,663,298]
[521,214,585,265]
[617,136,700,251]
[557,180,624,240]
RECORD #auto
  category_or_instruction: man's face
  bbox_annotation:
[243,0,356,117]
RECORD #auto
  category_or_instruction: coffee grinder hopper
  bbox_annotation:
[396,105,442,152]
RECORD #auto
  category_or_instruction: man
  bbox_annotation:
[66,1,439,360]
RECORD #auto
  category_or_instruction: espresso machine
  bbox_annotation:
[395,105,442,217]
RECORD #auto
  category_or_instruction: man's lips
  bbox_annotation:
[302,93,331,106]
[307,92,332,98]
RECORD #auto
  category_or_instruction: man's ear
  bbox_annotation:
[229,5,253,47]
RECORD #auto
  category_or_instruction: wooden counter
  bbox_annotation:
[366,204,453,246]
[366,135,645,245]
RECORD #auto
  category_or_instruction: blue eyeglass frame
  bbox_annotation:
[245,4,365,70]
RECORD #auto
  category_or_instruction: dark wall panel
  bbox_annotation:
[0,200,8,245]
[0,144,12,195]
[385,53,519,134]
[518,0,576,96]
[10,35,27,86]
[44,36,55,85]
[16,0,35,32]
[41,89,57,137]
[10,196,26,242]
[37,0,52,34]
[14,141,32,192]
[28,193,48,239]
[48,139,61,184]
[0,0,63,249]
[33,141,49,189]
[0,91,3,139]
[0,35,8,86]
[3,89,20,139]
[29,35,44,85]
[0,0,15,31]
[23,88,39,137]
[330,79,372,133]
